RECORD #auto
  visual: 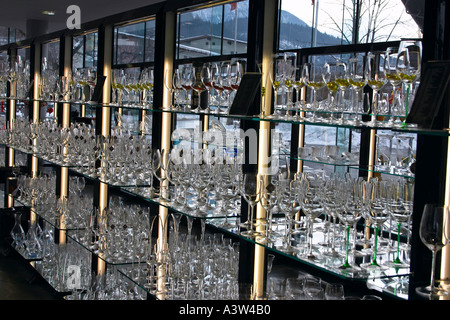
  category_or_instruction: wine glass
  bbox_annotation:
[302,173,323,259]
[268,56,285,119]
[276,177,302,253]
[333,61,350,124]
[201,63,213,113]
[338,178,364,272]
[384,180,413,268]
[415,204,450,298]
[221,61,234,113]
[366,52,387,126]
[181,64,193,110]
[292,67,305,120]
[348,55,366,125]
[164,69,175,110]
[384,47,402,125]
[86,67,97,102]
[303,62,325,123]
[240,172,261,237]
[361,178,390,270]
[211,63,224,113]
[322,62,339,123]
[396,40,421,127]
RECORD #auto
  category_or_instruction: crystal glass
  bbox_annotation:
[416,204,450,298]
[366,52,387,126]
[348,55,366,125]
[303,62,325,122]
[240,172,261,237]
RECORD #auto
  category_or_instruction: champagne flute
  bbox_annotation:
[415,204,450,298]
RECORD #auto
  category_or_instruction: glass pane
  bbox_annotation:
[177,6,223,59]
[279,0,422,49]
[0,27,8,46]
[84,32,98,68]
[42,40,60,71]
[222,0,248,55]
[144,20,156,62]
[72,35,84,69]
[115,22,145,64]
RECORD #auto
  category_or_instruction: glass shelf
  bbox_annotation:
[7,97,450,137]
[120,186,241,220]
[12,197,86,231]
[206,216,411,286]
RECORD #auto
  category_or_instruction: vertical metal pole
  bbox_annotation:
[252,0,277,299]
[95,23,113,275]
[58,35,73,244]
[5,46,17,209]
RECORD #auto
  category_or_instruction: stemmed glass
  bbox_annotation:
[260,177,278,243]
[86,68,97,102]
[172,68,183,110]
[268,56,285,119]
[191,66,206,113]
[396,40,421,127]
[416,204,450,298]
[302,173,323,259]
[361,178,390,270]
[303,62,325,123]
[276,176,302,253]
[240,172,262,237]
[338,178,364,272]
[164,69,175,110]
[201,63,213,113]
[292,67,305,120]
[366,52,387,126]
[211,63,224,113]
[322,62,339,123]
[221,61,234,113]
[348,55,366,125]
[335,61,350,123]
[181,64,193,110]
[384,47,402,125]
[384,180,413,268]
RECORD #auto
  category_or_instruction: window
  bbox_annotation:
[176,0,248,60]
[278,0,422,50]
[41,40,60,71]
[114,18,156,65]
[73,31,98,69]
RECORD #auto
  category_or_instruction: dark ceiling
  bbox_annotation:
[1,0,164,37]
[2,0,425,39]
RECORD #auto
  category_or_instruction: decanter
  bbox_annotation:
[10,213,25,252]
[25,220,43,259]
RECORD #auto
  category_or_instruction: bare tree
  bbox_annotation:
[323,0,414,44]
